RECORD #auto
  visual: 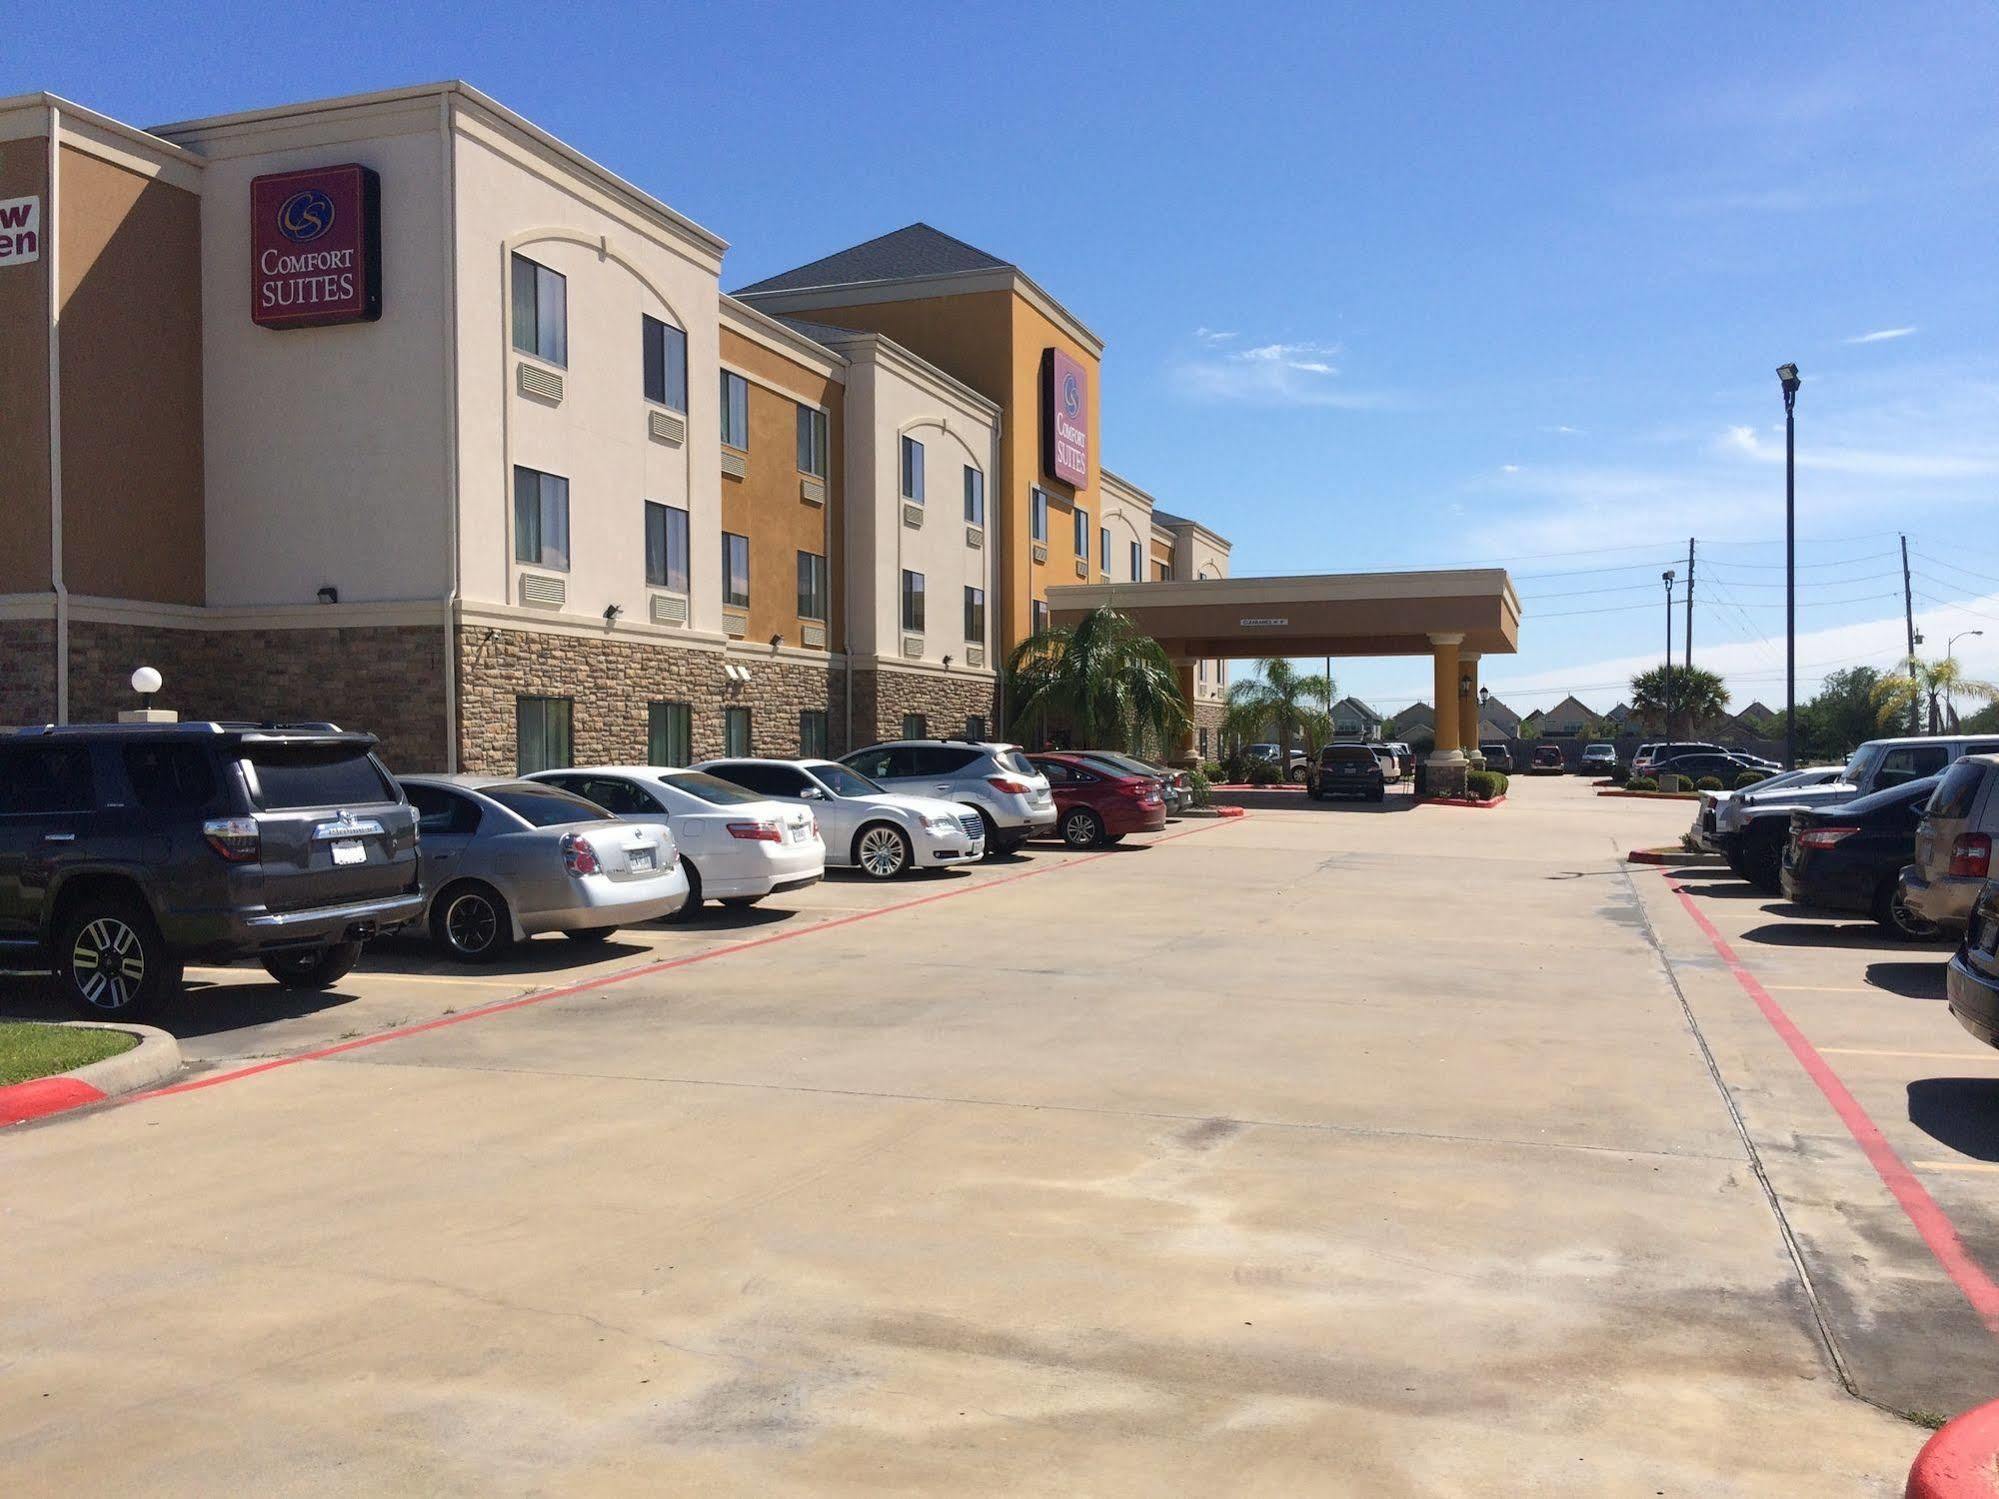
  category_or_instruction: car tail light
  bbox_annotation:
[727,820,783,843]
[560,833,601,876]
[1796,826,1859,850]
[202,817,261,863]
[1950,833,1992,880]
[987,776,1030,795]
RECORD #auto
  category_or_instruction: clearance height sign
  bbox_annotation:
[1040,348,1089,488]
[249,164,382,329]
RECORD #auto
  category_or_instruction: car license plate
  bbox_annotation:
[629,846,656,872]
[330,839,366,866]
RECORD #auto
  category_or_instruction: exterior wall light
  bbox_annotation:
[131,666,163,707]
[316,585,339,604]
[604,603,622,624]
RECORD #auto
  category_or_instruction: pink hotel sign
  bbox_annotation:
[1040,348,1089,488]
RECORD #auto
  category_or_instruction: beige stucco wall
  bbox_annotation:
[1098,471,1153,585]
[159,96,453,608]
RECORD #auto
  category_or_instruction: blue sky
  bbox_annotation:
[15,2,1999,714]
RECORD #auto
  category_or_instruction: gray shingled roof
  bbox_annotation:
[736,224,1012,295]
[772,315,866,348]
[1151,507,1191,528]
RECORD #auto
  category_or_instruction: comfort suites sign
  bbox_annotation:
[250,164,381,329]
[1040,348,1089,487]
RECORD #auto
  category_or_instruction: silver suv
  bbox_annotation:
[840,740,1055,854]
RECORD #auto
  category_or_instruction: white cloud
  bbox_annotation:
[1847,326,1916,344]
[1500,464,1520,474]
[1193,326,1237,346]
[1172,334,1392,409]
[1716,423,1997,479]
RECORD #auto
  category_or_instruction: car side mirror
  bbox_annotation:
[800,786,825,800]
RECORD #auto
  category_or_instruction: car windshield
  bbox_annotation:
[658,771,767,806]
[809,761,882,797]
[239,742,394,810]
[482,783,616,827]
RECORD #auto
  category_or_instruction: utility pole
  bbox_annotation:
[1901,533,1920,735]
[1685,537,1695,730]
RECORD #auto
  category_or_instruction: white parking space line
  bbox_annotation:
[1912,1160,1999,1174]
[188,968,536,990]
[1818,1047,1999,1064]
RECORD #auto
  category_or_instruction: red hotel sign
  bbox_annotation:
[250,164,381,329]
[1040,348,1089,488]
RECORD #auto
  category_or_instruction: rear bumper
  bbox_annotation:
[1946,950,1999,1049]
[700,845,826,899]
[519,868,690,934]
[1900,866,1980,932]
[1779,857,1875,915]
[173,889,427,957]
[1103,803,1168,835]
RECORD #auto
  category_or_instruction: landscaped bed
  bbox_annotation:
[0,1021,137,1087]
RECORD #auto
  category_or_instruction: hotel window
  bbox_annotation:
[724,706,752,757]
[722,532,750,608]
[1074,506,1088,557]
[902,713,927,740]
[963,585,985,642]
[1157,561,1173,582]
[1032,599,1050,635]
[901,569,925,632]
[1032,488,1049,543]
[512,466,570,571]
[1099,526,1110,571]
[644,502,688,592]
[515,696,572,774]
[797,550,828,621]
[1198,727,1210,759]
[720,371,750,449]
[798,709,829,759]
[641,314,687,411]
[510,253,566,365]
[900,435,924,502]
[647,700,692,766]
[796,404,828,477]
[965,714,987,741]
[963,466,984,526]
[1128,541,1141,580]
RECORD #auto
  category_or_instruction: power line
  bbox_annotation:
[1914,552,1999,589]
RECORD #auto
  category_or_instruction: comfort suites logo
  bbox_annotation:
[250,164,381,329]
[1062,368,1081,419]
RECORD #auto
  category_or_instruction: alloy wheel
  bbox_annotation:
[71,916,146,1012]
[1887,886,1941,942]
[1063,810,1100,848]
[857,826,907,878]
[444,891,500,955]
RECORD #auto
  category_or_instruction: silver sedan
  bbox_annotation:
[397,776,690,961]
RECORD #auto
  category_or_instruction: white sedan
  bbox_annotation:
[528,767,824,918]
[695,758,983,878]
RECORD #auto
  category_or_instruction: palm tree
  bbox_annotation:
[1222,658,1334,764]
[1629,663,1729,737]
[1874,657,1999,733]
[1004,605,1189,753]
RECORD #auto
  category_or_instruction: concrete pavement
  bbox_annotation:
[0,782,1936,1494]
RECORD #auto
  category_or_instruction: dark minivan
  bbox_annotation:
[0,722,421,1016]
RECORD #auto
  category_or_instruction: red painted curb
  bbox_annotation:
[1906,1399,1999,1498]
[0,1075,108,1126]
[1210,782,1305,791]
[1422,794,1506,810]
[1661,872,1999,1335]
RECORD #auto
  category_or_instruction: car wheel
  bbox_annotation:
[971,808,1005,858]
[665,860,704,921]
[259,940,363,990]
[719,896,763,909]
[1875,878,1942,943]
[55,897,181,1019]
[1062,808,1104,848]
[854,823,912,879]
[1288,765,1307,783]
[1722,847,1748,878]
[431,881,512,962]
[562,927,615,944]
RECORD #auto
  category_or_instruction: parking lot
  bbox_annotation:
[3,778,1986,1494]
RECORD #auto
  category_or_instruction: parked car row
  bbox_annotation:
[1633,740,1781,783]
[2,724,1186,1018]
[1684,734,1999,1051]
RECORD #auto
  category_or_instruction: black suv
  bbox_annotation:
[1311,743,1386,803]
[0,723,421,1017]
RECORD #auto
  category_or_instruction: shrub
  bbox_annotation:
[1187,769,1213,808]
[1201,762,1226,783]
[1733,770,1771,789]
[1627,775,1660,791]
[1466,770,1504,801]
[1656,773,1689,793]
[1696,775,1725,791]
[1246,759,1281,786]
[1221,750,1248,783]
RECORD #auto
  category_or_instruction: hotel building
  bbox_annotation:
[0,84,1224,771]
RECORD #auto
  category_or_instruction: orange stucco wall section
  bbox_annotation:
[0,134,52,593]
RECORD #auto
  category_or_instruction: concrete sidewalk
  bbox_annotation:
[0,780,1923,1494]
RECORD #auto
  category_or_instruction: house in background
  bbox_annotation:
[1386,702,1433,739]
[1478,695,1523,739]
[1535,695,1602,739]
[1330,696,1384,740]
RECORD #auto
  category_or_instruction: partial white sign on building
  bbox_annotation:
[0,196,40,265]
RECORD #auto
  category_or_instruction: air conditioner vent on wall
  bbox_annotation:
[965,645,985,668]
[520,573,565,608]
[965,526,983,549]
[650,593,688,626]
[901,634,924,659]
[1031,543,1048,564]
[902,502,924,530]
[801,622,827,648]
[720,450,747,480]
[722,607,749,638]
[517,362,563,403]
[800,477,826,506]
[1074,559,1087,578]
[649,409,686,445]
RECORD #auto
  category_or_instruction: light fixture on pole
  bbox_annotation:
[1778,362,1801,768]
[1948,629,1984,662]
[1662,569,1676,737]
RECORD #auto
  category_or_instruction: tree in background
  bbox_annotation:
[1873,657,1999,734]
[1005,605,1189,754]
[1222,658,1334,760]
[1628,663,1729,736]
[1797,666,1882,761]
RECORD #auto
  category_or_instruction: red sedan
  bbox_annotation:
[1027,753,1167,847]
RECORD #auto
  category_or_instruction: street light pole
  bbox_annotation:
[1777,364,1801,769]
[1662,569,1676,738]
[1947,630,1986,730]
